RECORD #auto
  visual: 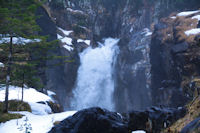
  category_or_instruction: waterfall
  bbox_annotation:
[70,38,119,111]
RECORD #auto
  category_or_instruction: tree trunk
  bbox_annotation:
[3,36,13,113]
[21,71,25,102]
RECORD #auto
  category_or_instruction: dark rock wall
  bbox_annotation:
[150,11,200,107]
[39,0,200,111]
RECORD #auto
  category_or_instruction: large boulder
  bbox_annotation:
[128,106,186,132]
[48,107,128,133]
[49,106,186,133]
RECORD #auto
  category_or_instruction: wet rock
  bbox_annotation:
[180,117,200,133]
[150,11,200,107]
[46,101,63,113]
[49,107,128,133]
[171,42,189,54]
[128,106,186,132]
[128,111,149,131]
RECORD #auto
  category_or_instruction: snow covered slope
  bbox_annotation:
[0,111,76,133]
[0,85,76,133]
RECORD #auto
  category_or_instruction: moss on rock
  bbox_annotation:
[0,100,31,113]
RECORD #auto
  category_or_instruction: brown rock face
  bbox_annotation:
[150,11,200,107]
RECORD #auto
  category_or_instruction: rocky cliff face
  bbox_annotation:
[150,10,200,107]
[40,0,200,112]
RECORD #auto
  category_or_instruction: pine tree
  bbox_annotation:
[0,0,40,113]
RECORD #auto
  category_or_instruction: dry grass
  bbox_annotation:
[0,100,32,113]
[0,113,23,123]
[0,100,31,123]
[53,121,61,126]
[163,96,200,132]
[160,12,200,45]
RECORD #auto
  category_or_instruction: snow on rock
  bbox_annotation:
[0,86,53,103]
[67,8,84,14]
[58,27,73,36]
[142,28,152,36]
[60,37,73,45]
[170,16,176,19]
[57,33,73,47]
[192,15,200,21]
[84,40,91,45]
[63,45,74,51]
[0,111,76,133]
[132,131,146,133]
[177,10,199,16]
[185,28,200,36]
[47,90,56,96]
[77,39,91,45]
[57,34,62,40]
[0,37,40,45]
[0,62,4,67]
[0,86,55,115]
[28,102,52,115]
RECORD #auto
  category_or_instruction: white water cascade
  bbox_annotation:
[70,38,119,111]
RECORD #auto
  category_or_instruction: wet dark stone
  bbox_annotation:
[128,106,187,132]
[171,42,189,54]
[49,107,186,133]
[154,23,167,31]
[49,107,128,133]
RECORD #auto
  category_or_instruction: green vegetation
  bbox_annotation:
[0,100,31,123]
[0,0,62,113]
[0,100,31,113]
[0,113,23,123]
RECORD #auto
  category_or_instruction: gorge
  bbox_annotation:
[0,0,200,132]
[42,0,200,113]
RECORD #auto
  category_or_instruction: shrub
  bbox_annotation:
[0,100,31,112]
[0,113,23,123]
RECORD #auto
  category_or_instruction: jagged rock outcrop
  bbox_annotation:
[128,106,186,132]
[150,10,200,107]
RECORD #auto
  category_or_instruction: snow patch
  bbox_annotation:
[192,15,200,21]
[47,90,56,96]
[63,45,74,51]
[170,16,176,19]
[185,28,200,36]
[0,62,4,67]
[142,28,152,36]
[0,111,76,133]
[0,86,53,103]
[61,37,73,45]
[58,27,73,36]
[67,8,84,14]
[132,131,146,133]
[0,37,40,45]
[177,10,199,16]
[130,27,133,33]
[28,102,52,115]
[77,39,91,45]
[57,34,63,39]
[57,34,73,46]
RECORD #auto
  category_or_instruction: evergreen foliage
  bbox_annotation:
[0,0,61,112]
